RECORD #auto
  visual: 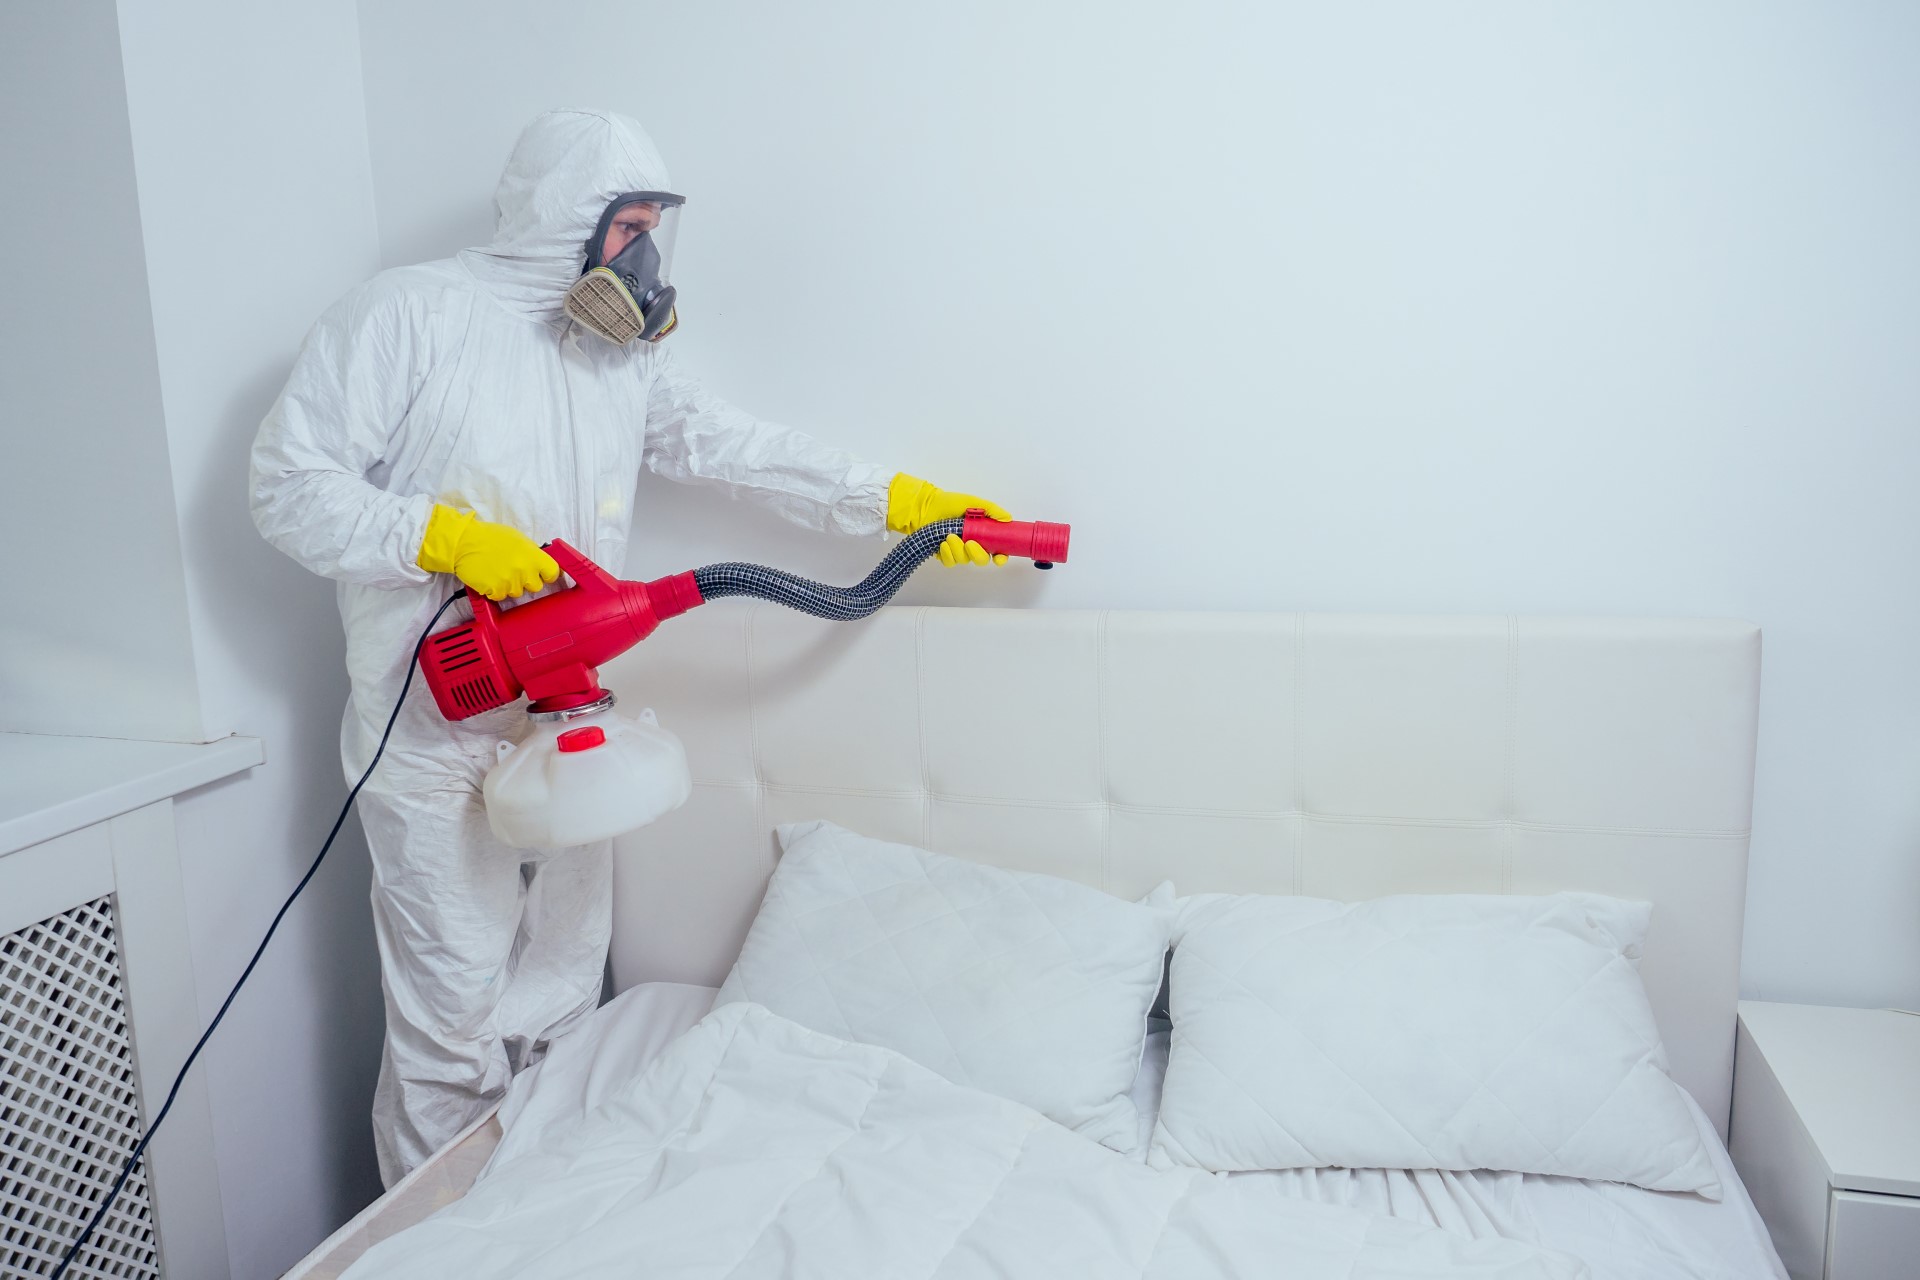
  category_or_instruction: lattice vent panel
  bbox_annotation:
[2,895,161,1279]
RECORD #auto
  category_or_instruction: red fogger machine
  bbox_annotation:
[420,511,1070,722]
[415,510,1069,850]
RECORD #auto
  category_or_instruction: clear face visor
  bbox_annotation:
[566,191,685,345]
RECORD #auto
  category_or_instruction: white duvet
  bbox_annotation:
[342,1003,1585,1279]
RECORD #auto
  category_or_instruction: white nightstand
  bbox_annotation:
[1730,1001,1920,1280]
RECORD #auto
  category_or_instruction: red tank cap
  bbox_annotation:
[556,726,607,753]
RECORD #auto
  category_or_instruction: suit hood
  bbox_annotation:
[461,108,673,322]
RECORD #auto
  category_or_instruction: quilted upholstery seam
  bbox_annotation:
[1331,1222,1372,1280]
[1392,952,1626,1166]
[756,850,1157,1126]
[907,871,1145,1076]
[841,856,989,1076]
[690,784,1752,839]
[1172,947,1446,1167]
[745,859,1040,1012]
[1543,1041,1677,1171]
[762,886,873,1044]
[780,919,1093,1058]
[762,896,1050,986]
[925,1118,1047,1280]
[713,1044,888,1280]
[1161,1028,1336,1168]
[1207,917,1402,990]
[1430,1070,1562,1170]
[1133,1171,1192,1275]
[768,852,1052,931]
[1173,911,1673,1177]
[1432,955,1616,1124]
[1175,917,1643,1174]
[940,940,1157,1081]
[945,968,1126,1062]
[549,1008,754,1253]
[929,898,1121,1043]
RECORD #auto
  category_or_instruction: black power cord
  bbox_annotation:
[49,593,464,1280]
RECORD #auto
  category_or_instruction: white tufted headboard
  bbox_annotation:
[603,607,1761,1137]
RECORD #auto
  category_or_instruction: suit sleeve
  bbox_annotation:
[642,347,890,537]
[249,285,438,588]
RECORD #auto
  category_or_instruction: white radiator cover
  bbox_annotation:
[0,799,231,1279]
[2,894,161,1279]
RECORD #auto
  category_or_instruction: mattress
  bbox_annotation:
[292,982,1787,1279]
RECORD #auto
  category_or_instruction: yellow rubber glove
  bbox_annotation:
[417,504,560,601]
[887,473,1011,567]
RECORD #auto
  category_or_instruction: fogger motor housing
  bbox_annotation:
[421,541,702,720]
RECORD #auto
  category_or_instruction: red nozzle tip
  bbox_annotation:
[961,511,1071,565]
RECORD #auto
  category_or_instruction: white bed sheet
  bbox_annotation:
[497,984,1785,1280]
[360,1001,1583,1279]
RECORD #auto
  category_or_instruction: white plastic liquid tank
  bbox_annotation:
[482,703,691,849]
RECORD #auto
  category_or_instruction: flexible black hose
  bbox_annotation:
[692,518,963,620]
[47,593,466,1280]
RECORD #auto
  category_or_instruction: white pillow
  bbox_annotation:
[1149,892,1720,1196]
[716,821,1174,1151]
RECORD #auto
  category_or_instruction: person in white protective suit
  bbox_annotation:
[250,108,1010,1186]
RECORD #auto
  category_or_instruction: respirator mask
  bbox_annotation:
[565,191,685,345]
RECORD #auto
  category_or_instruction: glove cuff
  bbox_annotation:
[886,472,934,535]
[416,503,474,575]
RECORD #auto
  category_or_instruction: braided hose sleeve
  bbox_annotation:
[691,519,965,621]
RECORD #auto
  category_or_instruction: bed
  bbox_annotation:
[284,607,1781,1279]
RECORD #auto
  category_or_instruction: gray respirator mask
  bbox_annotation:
[565,191,685,345]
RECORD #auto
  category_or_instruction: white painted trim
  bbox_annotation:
[0,732,264,857]
[0,822,115,936]
[112,800,231,1280]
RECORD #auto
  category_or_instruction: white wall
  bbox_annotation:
[357,0,1920,1012]
[10,4,1899,1265]
[1,6,384,1273]
[0,0,202,742]
[113,1,390,1275]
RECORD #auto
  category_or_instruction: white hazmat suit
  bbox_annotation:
[250,109,890,1185]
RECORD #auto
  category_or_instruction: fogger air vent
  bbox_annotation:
[1,896,161,1279]
[430,628,484,673]
[422,620,514,720]
[450,675,506,715]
